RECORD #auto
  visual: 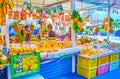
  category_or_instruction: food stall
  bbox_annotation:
[0,0,120,79]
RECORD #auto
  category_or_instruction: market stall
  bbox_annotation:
[0,0,120,79]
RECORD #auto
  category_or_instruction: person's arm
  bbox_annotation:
[27,31,32,38]
[16,32,19,40]
[16,32,20,43]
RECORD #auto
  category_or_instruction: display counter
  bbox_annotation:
[40,46,83,59]
[76,48,120,79]
[77,49,120,59]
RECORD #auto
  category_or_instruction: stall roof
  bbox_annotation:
[77,0,120,9]
[14,0,71,11]
[15,0,70,8]
[14,0,100,11]
[14,0,120,12]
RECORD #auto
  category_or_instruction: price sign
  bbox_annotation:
[11,52,40,78]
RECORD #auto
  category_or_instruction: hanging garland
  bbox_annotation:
[23,1,32,14]
[71,10,83,33]
[102,17,114,33]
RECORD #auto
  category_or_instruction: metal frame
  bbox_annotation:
[77,0,117,7]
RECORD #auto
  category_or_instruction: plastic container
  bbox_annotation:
[77,56,97,68]
[98,56,109,66]
[97,63,109,75]
[109,53,119,62]
[77,64,97,79]
[109,60,119,71]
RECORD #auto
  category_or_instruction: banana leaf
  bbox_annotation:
[73,23,79,33]
[78,16,83,22]
[71,10,79,19]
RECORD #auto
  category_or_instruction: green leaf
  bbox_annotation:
[78,16,83,22]
[75,28,79,33]
[110,18,114,22]
[73,23,78,29]
[71,15,75,19]
[71,10,79,19]
[73,23,79,33]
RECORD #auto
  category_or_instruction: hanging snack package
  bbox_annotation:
[13,11,19,20]
[8,11,13,19]
[20,10,26,20]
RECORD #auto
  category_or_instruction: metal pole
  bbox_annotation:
[5,15,10,53]
[71,0,76,73]
[107,0,110,41]
[71,0,76,47]
[5,14,11,79]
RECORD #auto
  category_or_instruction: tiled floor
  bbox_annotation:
[17,74,44,79]
[51,69,120,79]
[15,69,120,79]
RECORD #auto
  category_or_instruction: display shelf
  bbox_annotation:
[77,49,120,59]
[40,46,120,59]
[40,46,83,59]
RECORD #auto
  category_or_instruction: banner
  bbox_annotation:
[11,52,40,78]
[22,1,63,17]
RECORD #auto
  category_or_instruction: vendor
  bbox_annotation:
[16,27,27,43]
[25,25,32,42]
[37,29,41,40]
[48,24,55,37]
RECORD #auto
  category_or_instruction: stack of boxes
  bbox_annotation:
[77,56,97,79]
[77,52,120,79]
[97,55,109,75]
[109,53,119,71]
